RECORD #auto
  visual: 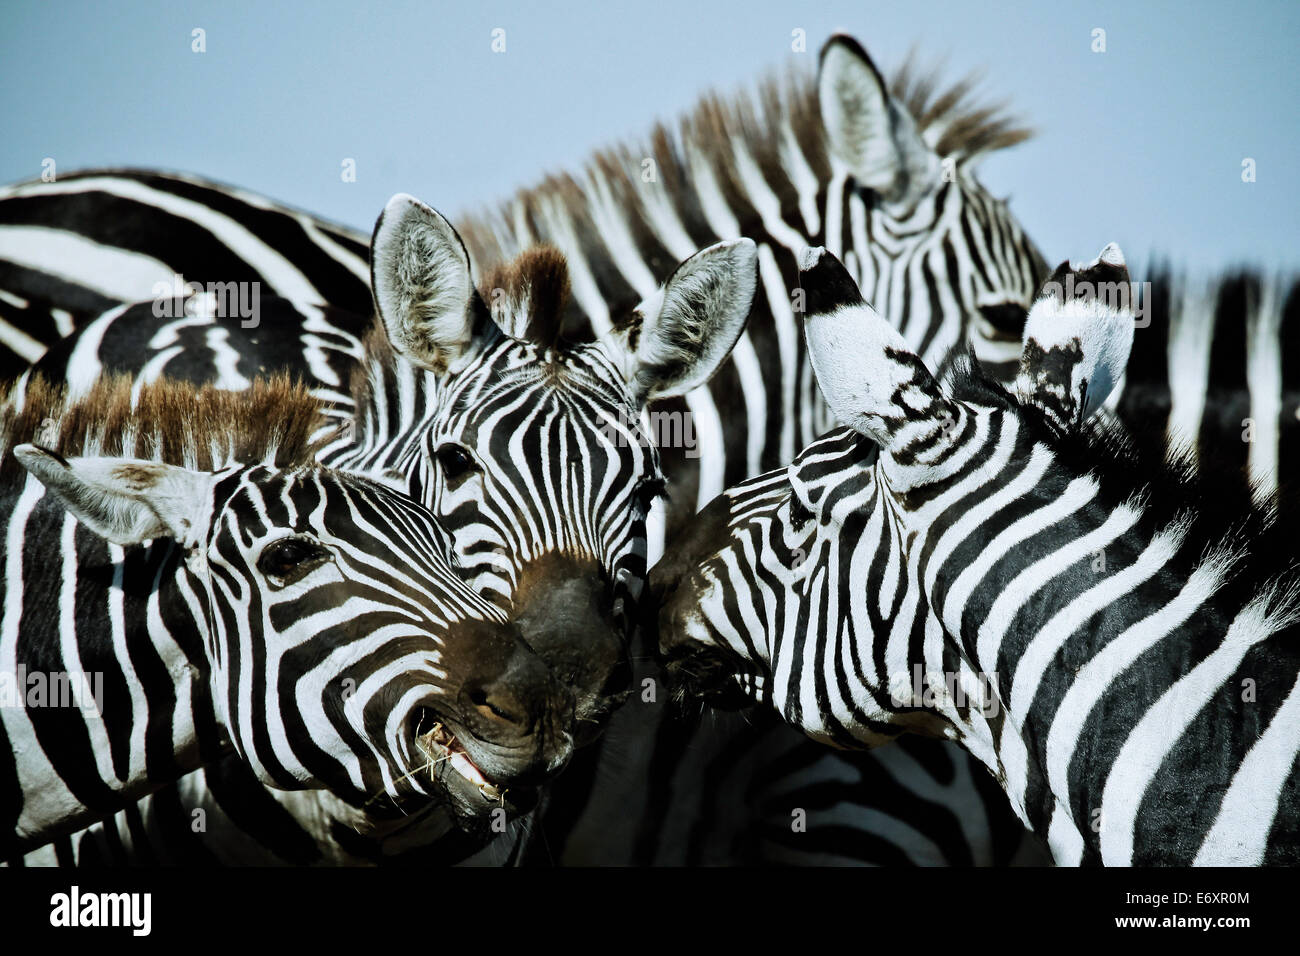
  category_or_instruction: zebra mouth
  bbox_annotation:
[416,721,505,803]
[662,643,758,712]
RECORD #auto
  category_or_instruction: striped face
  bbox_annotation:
[833,178,1045,382]
[17,448,575,824]
[380,336,665,739]
[653,432,900,743]
[817,35,1046,381]
[354,194,757,740]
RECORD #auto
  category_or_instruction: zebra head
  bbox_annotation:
[817,34,1047,379]
[13,435,575,827]
[355,194,757,741]
[653,244,1135,745]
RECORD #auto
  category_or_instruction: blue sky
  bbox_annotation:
[2,0,1297,269]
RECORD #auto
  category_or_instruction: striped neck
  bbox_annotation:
[887,405,1300,864]
[659,405,1300,865]
[1,484,217,852]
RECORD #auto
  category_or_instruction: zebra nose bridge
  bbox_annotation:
[650,573,707,663]
[493,485,606,577]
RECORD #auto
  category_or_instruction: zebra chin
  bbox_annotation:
[649,576,759,713]
[653,583,761,712]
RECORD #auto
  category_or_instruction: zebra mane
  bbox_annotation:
[887,56,1033,161]
[456,52,1031,271]
[0,374,326,483]
[478,245,571,350]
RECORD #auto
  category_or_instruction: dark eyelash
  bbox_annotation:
[789,495,814,528]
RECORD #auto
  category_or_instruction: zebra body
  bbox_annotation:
[1,375,574,858]
[530,701,1041,865]
[657,245,1300,865]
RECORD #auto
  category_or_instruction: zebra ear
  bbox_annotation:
[14,444,211,547]
[371,193,493,374]
[799,246,952,452]
[601,238,757,404]
[818,34,938,205]
[1014,243,1134,433]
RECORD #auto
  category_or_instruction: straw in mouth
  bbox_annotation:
[416,721,505,803]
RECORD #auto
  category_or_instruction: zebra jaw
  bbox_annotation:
[417,722,505,803]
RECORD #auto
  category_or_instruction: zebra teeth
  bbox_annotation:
[417,722,502,801]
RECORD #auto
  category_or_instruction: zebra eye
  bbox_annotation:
[257,536,329,587]
[978,302,1028,336]
[435,444,478,484]
[634,478,667,514]
[789,496,814,530]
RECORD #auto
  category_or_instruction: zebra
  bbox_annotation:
[655,243,1300,865]
[15,195,762,866]
[0,373,576,859]
[2,72,1289,874]
[0,34,1053,865]
[29,194,761,732]
[0,35,1045,526]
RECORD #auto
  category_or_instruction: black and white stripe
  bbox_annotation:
[657,246,1300,865]
[1,376,574,860]
[1,34,1052,866]
[16,194,761,866]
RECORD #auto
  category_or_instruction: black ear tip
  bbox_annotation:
[798,245,845,278]
[797,248,864,316]
[819,33,881,79]
[820,33,870,63]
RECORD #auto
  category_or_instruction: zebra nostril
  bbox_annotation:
[469,688,524,726]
